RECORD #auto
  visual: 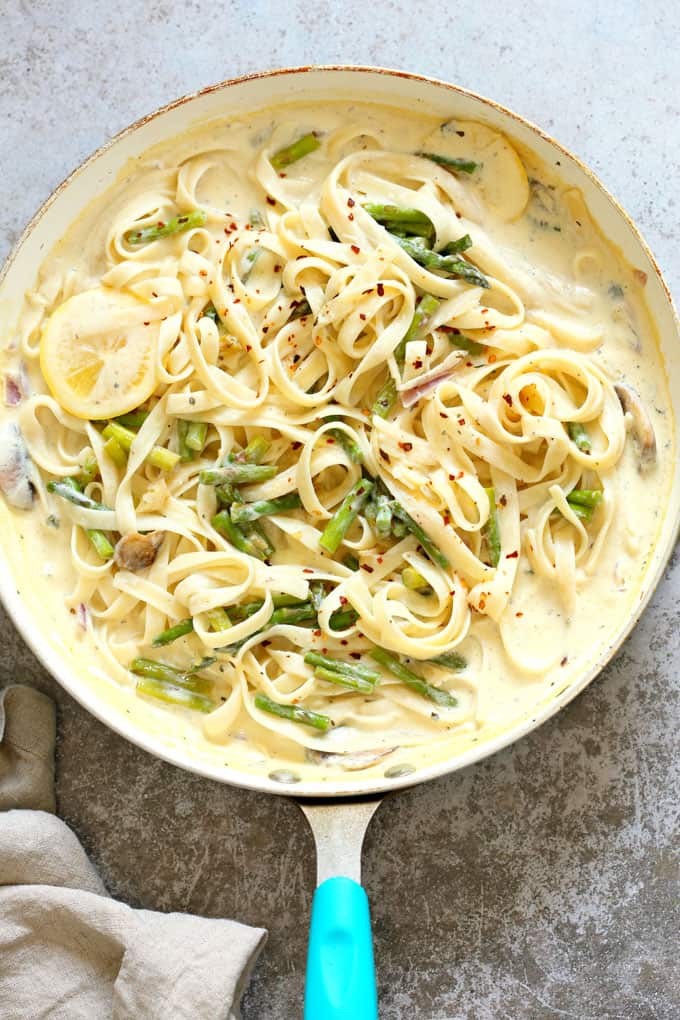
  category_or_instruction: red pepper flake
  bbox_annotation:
[499,494,508,507]
[234,297,241,304]
[448,473,456,481]
[440,412,449,419]
[506,550,519,559]
[143,321,150,326]
[360,564,374,573]
[341,639,349,646]
[560,656,568,666]
[262,326,269,334]
[413,359,423,370]
[292,441,302,450]
[449,590,456,597]
[348,213,354,221]
[273,264,282,272]
[245,344,252,352]
[339,596,348,605]
[347,197,355,207]
[455,211,462,219]
[377,283,385,297]
[359,313,367,321]
[488,353,497,364]
[457,418,466,426]
[481,308,488,314]
[376,556,383,564]
[303,568,314,574]
[350,652,362,660]
[266,196,276,206]
[351,244,360,254]
[502,394,513,406]
[313,629,322,637]
[399,441,413,452]
[633,269,648,286]
[326,437,335,444]
[479,596,486,610]
[151,291,158,298]
[515,611,523,618]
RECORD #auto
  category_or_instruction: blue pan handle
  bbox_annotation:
[304,875,377,1019]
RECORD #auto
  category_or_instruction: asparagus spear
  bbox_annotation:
[185,421,208,453]
[254,692,331,731]
[402,567,430,591]
[136,676,215,713]
[115,410,149,429]
[363,204,434,239]
[104,436,128,467]
[304,651,380,683]
[230,436,271,464]
[329,607,360,630]
[288,298,313,321]
[230,492,302,524]
[205,607,231,632]
[483,487,501,567]
[130,657,213,694]
[439,235,473,255]
[203,303,220,324]
[102,422,180,471]
[212,511,268,560]
[309,582,325,612]
[246,521,274,559]
[269,604,317,626]
[270,132,320,172]
[415,152,478,174]
[152,618,195,647]
[429,651,467,671]
[374,494,393,537]
[567,422,592,453]
[343,553,360,571]
[229,594,307,622]
[177,420,194,462]
[395,236,490,289]
[87,529,115,560]
[391,502,450,569]
[372,294,440,418]
[200,463,277,485]
[47,477,109,511]
[313,667,375,693]
[392,520,408,538]
[369,647,458,707]
[328,427,363,464]
[78,453,99,485]
[444,331,484,356]
[125,209,207,246]
[563,489,603,522]
[372,376,398,419]
[216,483,240,507]
[319,478,375,554]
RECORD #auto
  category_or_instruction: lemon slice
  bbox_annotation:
[421,119,530,222]
[40,287,161,420]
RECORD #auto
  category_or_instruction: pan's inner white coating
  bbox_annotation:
[0,100,673,781]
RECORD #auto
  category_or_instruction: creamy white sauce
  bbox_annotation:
[0,100,673,784]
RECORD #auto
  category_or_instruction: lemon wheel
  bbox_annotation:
[40,287,161,420]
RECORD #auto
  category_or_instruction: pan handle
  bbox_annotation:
[299,798,381,1020]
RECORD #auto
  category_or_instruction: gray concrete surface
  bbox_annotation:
[2,2,679,1017]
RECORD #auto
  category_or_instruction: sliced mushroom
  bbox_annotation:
[305,746,397,771]
[615,382,657,470]
[0,422,35,509]
[114,531,165,572]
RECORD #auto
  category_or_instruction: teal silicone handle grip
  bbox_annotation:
[304,876,378,1019]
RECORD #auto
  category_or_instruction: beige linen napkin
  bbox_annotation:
[0,684,267,1020]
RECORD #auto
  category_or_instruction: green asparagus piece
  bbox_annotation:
[288,298,312,321]
[372,376,398,419]
[445,332,485,356]
[46,477,109,512]
[230,492,302,524]
[177,420,194,462]
[375,494,393,537]
[329,606,359,630]
[255,692,331,731]
[78,453,99,485]
[115,410,149,429]
[205,607,232,632]
[416,152,478,174]
[104,435,128,467]
[402,567,430,591]
[567,422,592,453]
[246,521,274,559]
[395,294,440,365]
[395,236,490,289]
[429,651,467,672]
[391,519,408,538]
[86,529,114,560]
[343,553,360,571]
[152,618,195,647]
[304,651,380,684]
[130,657,213,694]
[249,208,265,228]
[216,483,239,507]
[328,428,363,464]
[483,487,501,567]
[270,132,321,172]
[212,511,268,560]
[202,303,220,324]
[562,489,603,522]
[136,676,215,713]
[125,209,207,246]
[391,502,450,569]
[313,667,375,694]
[102,422,180,471]
[319,478,375,554]
[439,234,473,256]
[363,204,434,238]
[185,421,208,453]
[230,436,271,464]
[269,604,317,626]
[229,595,307,623]
[200,463,277,485]
[309,581,325,612]
[369,647,458,708]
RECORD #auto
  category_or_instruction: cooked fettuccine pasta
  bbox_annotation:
[0,101,671,780]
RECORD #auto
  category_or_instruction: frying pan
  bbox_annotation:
[1,67,678,1018]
